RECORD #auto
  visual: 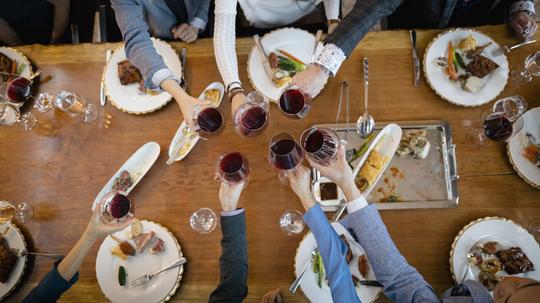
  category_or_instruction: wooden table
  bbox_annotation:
[1,24,539,302]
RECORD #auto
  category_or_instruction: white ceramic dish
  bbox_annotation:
[247,27,321,103]
[167,82,224,163]
[96,220,184,303]
[0,47,33,79]
[0,223,27,301]
[507,107,540,190]
[103,38,182,114]
[92,142,160,210]
[424,28,508,107]
[450,217,540,284]
[295,222,381,303]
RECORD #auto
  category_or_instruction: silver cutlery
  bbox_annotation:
[336,81,353,160]
[253,35,274,82]
[459,239,485,283]
[100,49,112,106]
[493,39,537,56]
[30,70,42,81]
[179,48,188,92]
[311,30,323,63]
[410,30,421,87]
[289,249,318,293]
[131,257,187,287]
[358,280,383,287]
[356,58,374,138]
[10,248,64,258]
[331,201,347,222]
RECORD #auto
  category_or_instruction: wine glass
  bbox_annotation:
[300,127,340,165]
[528,219,540,243]
[511,51,540,85]
[0,102,37,131]
[54,90,99,123]
[279,210,305,235]
[277,85,311,119]
[191,104,225,138]
[215,152,250,186]
[97,191,133,225]
[233,91,269,137]
[0,76,32,105]
[0,200,34,224]
[190,208,218,234]
[268,132,305,185]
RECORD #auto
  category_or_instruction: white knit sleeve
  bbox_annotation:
[214,0,242,90]
[323,0,340,20]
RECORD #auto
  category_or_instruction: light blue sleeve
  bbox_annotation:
[339,204,440,303]
[304,204,361,303]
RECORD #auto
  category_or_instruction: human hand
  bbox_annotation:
[286,165,316,211]
[292,64,329,99]
[84,209,132,240]
[231,92,247,119]
[219,182,244,212]
[171,23,199,43]
[508,11,538,41]
[261,288,283,303]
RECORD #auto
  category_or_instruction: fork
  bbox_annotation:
[289,249,318,293]
[10,248,64,258]
[179,48,188,92]
[131,257,187,287]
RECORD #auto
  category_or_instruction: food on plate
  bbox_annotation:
[479,271,500,291]
[312,250,325,288]
[396,130,431,159]
[465,56,499,78]
[203,89,220,105]
[268,49,306,88]
[117,60,143,85]
[520,132,540,167]
[148,237,165,254]
[358,254,370,278]
[111,246,128,260]
[134,231,155,253]
[462,76,487,93]
[348,133,376,166]
[479,259,503,273]
[0,228,17,283]
[320,182,338,201]
[112,170,133,192]
[459,35,477,52]
[131,218,143,238]
[111,235,136,256]
[466,42,492,59]
[340,235,353,264]
[482,241,499,254]
[380,194,400,203]
[0,53,14,82]
[355,148,389,192]
[118,266,126,286]
[496,247,535,275]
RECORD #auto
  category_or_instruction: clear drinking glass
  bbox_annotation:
[511,51,540,85]
[277,85,311,119]
[190,208,218,234]
[300,127,340,165]
[1,76,32,105]
[268,132,305,185]
[54,90,99,123]
[97,191,133,225]
[215,152,250,186]
[528,219,540,243]
[0,102,37,131]
[233,91,269,137]
[0,200,34,224]
[279,210,305,235]
[191,104,225,138]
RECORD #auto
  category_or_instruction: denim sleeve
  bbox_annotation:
[340,204,440,303]
[304,204,361,303]
[22,259,78,303]
[111,0,169,89]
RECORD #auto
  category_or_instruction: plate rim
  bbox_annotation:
[0,46,34,77]
[423,28,508,108]
[0,222,28,301]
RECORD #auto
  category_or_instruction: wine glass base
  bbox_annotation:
[83,104,99,123]
[278,172,291,187]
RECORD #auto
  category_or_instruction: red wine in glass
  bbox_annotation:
[301,127,339,165]
[193,106,224,137]
[278,87,311,119]
[268,134,304,171]
[483,113,513,142]
[216,152,250,185]
[6,77,31,103]
[238,106,267,136]
[98,191,133,224]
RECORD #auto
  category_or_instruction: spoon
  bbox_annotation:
[336,81,352,161]
[492,39,536,56]
[356,57,374,138]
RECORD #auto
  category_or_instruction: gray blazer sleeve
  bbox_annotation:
[209,211,248,303]
[193,0,211,24]
[339,205,440,303]
[325,0,403,56]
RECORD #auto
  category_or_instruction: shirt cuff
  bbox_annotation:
[313,43,347,77]
[346,196,369,214]
[190,17,207,31]
[152,68,178,89]
[221,208,245,217]
[304,203,331,237]
[510,1,535,16]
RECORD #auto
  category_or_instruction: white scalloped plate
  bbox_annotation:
[0,222,27,301]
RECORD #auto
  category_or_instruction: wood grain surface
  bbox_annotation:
[1,24,539,302]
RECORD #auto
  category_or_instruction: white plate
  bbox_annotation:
[295,222,382,303]
[92,142,160,210]
[103,38,182,114]
[424,28,508,107]
[247,28,321,103]
[508,107,540,189]
[167,82,225,163]
[0,47,33,79]
[450,217,540,284]
[0,223,27,301]
[96,220,184,303]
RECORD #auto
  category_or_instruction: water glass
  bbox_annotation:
[190,208,218,234]
[279,210,305,235]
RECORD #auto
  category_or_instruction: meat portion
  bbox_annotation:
[0,237,17,283]
[0,53,14,82]
[482,241,499,255]
[117,60,143,85]
[479,271,500,291]
[112,170,133,192]
[358,254,370,278]
[496,247,535,274]
[340,235,353,264]
[465,56,499,78]
[134,231,155,253]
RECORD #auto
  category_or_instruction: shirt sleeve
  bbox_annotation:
[221,208,245,217]
[22,259,78,303]
[304,204,361,303]
[213,0,242,90]
[346,195,369,214]
[323,0,340,20]
[190,0,211,30]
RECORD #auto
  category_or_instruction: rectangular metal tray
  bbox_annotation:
[311,120,459,211]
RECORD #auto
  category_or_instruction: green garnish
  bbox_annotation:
[348,133,376,165]
[118,266,126,286]
[15,63,26,76]
[455,52,465,69]
[277,55,305,73]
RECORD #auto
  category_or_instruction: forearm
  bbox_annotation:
[214,0,241,89]
[161,79,190,115]
[48,0,70,43]
[323,0,340,20]
[0,18,22,46]
[57,230,97,281]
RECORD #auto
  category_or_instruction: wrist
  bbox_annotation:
[82,227,99,243]
[339,180,362,202]
[300,195,317,211]
[221,204,238,212]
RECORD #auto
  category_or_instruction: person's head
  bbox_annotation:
[494,276,540,303]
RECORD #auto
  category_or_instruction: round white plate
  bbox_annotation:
[103,38,182,114]
[0,222,27,301]
[294,222,382,303]
[424,28,508,107]
[247,28,321,103]
[508,107,540,189]
[450,217,540,284]
[0,47,33,79]
[96,220,183,303]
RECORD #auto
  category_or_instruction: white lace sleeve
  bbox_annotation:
[323,0,340,20]
[214,0,242,90]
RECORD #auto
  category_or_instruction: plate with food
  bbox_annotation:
[0,223,27,301]
[103,38,182,114]
[0,47,33,81]
[92,142,160,210]
[166,82,224,163]
[247,27,320,102]
[294,222,382,302]
[507,107,540,189]
[424,28,508,107]
[450,217,540,292]
[96,219,184,303]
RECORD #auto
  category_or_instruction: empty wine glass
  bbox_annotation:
[0,102,37,131]
[215,152,250,186]
[191,104,225,138]
[528,219,540,243]
[277,85,311,119]
[279,210,305,235]
[97,191,133,225]
[0,200,34,225]
[268,132,305,185]
[300,127,340,165]
[511,51,540,85]
[54,90,99,123]
[190,208,218,234]
[233,91,269,137]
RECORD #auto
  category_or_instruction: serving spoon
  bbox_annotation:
[356,57,374,138]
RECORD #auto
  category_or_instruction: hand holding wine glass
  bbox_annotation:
[219,181,245,212]
[286,165,316,211]
[85,206,133,240]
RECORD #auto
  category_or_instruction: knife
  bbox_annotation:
[358,280,383,287]
[253,35,274,82]
[100,49,112,106]
[179,47,188,93]
[410,30,420,87]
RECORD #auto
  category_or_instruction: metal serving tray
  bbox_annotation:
[311,120,459,211]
